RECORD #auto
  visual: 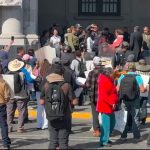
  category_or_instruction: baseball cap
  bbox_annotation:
[93,56,101,65]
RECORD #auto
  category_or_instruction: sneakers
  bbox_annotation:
[17,128,26,133]
[100,143,112,147]
[133,137,142,143]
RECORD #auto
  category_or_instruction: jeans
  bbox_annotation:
[121,100,141,139]
[100,113,115,145]
[91,102,100,131]
[0,105,11,147]
[7,99,28,129]
[36,92,48,129]
[48,119,70,149]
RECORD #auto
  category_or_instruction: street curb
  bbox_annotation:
[15,109,150,121]
[15,110,92,120]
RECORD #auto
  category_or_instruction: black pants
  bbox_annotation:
[91,102,100,131]
[140,97,147,121]
[0,105,11,147]
[121,101,141,139]
[48,119,70,149]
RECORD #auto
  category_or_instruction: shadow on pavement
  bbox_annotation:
[72,141,100,149]
[10,138,48,149]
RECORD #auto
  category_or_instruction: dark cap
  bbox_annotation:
[52,57,61,64]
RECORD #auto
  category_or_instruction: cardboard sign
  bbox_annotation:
[35,46,56,64]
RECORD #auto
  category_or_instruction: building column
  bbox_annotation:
[0,6,25,45]
[25,0,39,49]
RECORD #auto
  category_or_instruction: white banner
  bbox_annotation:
[2,75,14,98]
[35,46,56,64]
[0,0,22,6]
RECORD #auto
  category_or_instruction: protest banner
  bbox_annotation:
[2,74,14,98]
[35,46,56,64]
[140,74,149,97]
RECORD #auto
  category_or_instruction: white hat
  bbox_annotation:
[93,56,101,65]
[8,59,24,72]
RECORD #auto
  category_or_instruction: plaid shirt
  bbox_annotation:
[86,66,103,102]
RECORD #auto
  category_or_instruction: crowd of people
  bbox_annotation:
[0,23,150,149]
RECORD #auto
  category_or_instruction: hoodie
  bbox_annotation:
[46,73,64,83]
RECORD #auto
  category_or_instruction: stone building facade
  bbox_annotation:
[0,0,150,47]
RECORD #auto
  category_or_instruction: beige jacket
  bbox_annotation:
[0,78,10,105]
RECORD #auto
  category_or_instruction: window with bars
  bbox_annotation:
[78,0,121,16]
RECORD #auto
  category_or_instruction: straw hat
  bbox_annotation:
[8,59,25,72]
[136,59,150,72]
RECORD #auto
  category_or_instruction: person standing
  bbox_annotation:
[7,59,34,133]
[40,64,78,149]
[136,59,150,124]
[86,57,104,137]
[33,59,50,130]
[97,67,118,147]
[0,38,14,73]
[50,28,61,58]
[67,26,79,52]
[130,26,143,61]
[117,64,146,142]
[142,26,150,60]
[16,47,25,61]
[109,29,124,52]
[0,75,11,149]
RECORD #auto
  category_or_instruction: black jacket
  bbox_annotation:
[130,31,143,60]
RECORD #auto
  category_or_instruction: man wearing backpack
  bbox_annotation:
[71,50,86,78]
[117,63,146,142]
[40,64,78,149]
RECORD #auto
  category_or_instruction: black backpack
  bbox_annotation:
[119,74,140,101]
[75,59,86,78]
[8,71,24,94]
[44,81,68,121]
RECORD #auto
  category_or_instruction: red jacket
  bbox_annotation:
[96,74,118,114]
[109,35,123,51]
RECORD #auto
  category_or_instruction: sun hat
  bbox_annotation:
[8,59,25,72]
[136,59,150,72]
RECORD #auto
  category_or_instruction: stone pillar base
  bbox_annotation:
[26,34,40,50]
[0,34,26,45]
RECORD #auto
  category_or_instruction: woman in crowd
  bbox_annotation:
[97,67,118,147]
[109,29,124,52]
[33,59,51,130]
[67,26,79,52]
[50,28,61,58]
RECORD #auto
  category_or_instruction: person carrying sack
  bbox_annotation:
[117,63,147,142]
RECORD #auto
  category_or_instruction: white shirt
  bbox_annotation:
[50,35,61,47]
[87,37,94,53]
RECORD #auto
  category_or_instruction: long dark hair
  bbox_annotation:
[40,59,51,78]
